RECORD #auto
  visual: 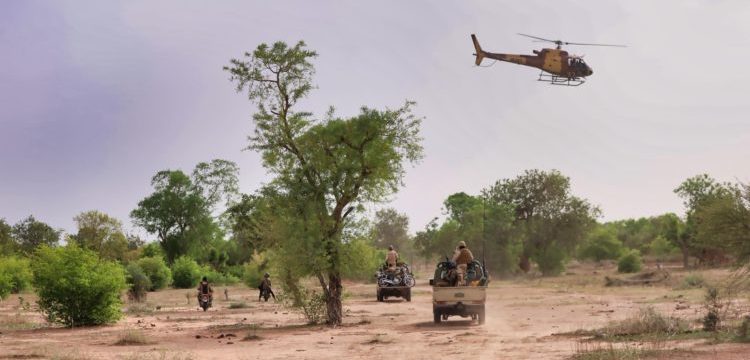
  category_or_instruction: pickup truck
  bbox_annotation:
[431,285,486,324]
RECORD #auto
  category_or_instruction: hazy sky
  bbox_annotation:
[2,1,749,236]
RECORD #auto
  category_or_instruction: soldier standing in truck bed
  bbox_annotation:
[452,241,474,286]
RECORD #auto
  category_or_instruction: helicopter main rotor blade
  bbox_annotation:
[563,41,627,47]
[517,33,557,43]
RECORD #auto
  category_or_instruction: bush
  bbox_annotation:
[340,239,382,282]
[125,263,151,302]
[535,246,567,276]
[171,256,201,288]
[0,256,33,293]
[617,249,642,273]
[136,257,171,290]
[678,273,705,289]
[243,252,269,289]
[578,230,624,262]
[649,236,679,261]
[0,271,11,300]
[278,286,326,324]
[31,245,127,326]
[202,267,240,286]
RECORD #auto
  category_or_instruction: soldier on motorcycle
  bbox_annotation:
[197,276,213,305]
[258,273,276,301]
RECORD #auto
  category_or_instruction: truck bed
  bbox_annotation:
[432,285,486,304]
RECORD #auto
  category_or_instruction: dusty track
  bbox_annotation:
[1,266,748,359]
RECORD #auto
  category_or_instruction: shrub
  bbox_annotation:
[31,245,127,326]
[617,249,642,273]
[171,256,201,288]
[601,306,688,337]
[535,246,567,276]
[243,252,269,289]
[578,230,624,262]
[136,257,171,290]
[0,256,33,293]
[678,273,705,289]
[648,235,678,261]
[203,267,240,286]
[0,271,11,300]
[340,239,382,282]
[278,286,326,324]
[125,263,151,302]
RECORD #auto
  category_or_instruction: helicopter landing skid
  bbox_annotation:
[538,72,585,86]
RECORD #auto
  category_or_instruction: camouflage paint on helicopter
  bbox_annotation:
[471,34,623,86]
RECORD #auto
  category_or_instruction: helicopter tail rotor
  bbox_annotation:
[471,34,485,66]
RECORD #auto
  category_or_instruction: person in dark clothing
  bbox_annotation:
[258,273,276,301]
[196,276,214,305]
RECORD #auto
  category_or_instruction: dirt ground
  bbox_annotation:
[1,263,749,359]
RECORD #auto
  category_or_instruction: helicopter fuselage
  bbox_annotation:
[481,48,592,79]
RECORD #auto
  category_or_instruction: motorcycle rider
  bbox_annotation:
[196,276,213,306]
[452,241,474,286]
[258,273,276,301]
[385,245,399,269]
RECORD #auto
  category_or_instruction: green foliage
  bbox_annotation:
[0,218,16,256]
[617,249,642,273]
[12,215,61,255]
[679,273,705,289]
[171,256,201,288]
[202,267,240,285]
[371,208,412,256]
[136,257,171,290]
[703,287,721,331]
[693,183,750,265]
[0,270,10,300]
[141,242,164,259]
[648,235,679,261]
[243,253,269,288]
[225,40,424,325]
[131,160,238,264]
[578,228,624,262]
[340,239,383,281]
[125,263,151,302]
[278,286,326,324]
[486,169,599,275]
[31,245,126,326]
[69,210,129,261]
[0,256,33,293]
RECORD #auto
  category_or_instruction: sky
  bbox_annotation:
[1,0,749,237]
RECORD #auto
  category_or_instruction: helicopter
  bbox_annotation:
[471,33,625,86]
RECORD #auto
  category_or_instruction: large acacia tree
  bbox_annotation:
[225,41,423,325]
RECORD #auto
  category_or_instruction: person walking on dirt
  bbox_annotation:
[258,273,276,301]
[385,245,399,269]
[197,276,214,305]
[452,241,474,286]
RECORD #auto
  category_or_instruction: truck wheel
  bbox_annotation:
[477,308,485,325]
[433,310,441,324]
[405,288,411,302]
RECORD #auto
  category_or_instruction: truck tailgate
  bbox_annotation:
[432,286,487,303]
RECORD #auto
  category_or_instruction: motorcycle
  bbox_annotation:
[375,263,415,302]
[199,293,211,311]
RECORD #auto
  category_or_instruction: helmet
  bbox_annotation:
[388,245,394,251]
[264,273,270,278]
[458,241,467,248]
[202,276,208,282]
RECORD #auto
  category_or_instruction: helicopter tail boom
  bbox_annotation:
[471,34,485,66]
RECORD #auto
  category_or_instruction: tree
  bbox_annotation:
[131,160,238,264]
[486,169,598,275]
[225,40,423,325]
[12,215,61,255]
[69,210,128,261]
[0,218,16,256]
[694,183,750,265]
[371,208,413,259]
[674,174,730,267]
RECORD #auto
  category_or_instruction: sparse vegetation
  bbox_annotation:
[228,301,249,309]
[678,273,705,289]
[171,256,202,288]
[114,329,152,345]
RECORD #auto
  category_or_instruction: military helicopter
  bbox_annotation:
[471,33,625,86]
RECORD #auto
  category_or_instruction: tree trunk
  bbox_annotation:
[325,272,343,326]
[681,246,690,269]
[519,254,531,273]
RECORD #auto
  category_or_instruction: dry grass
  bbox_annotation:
[125,303,154,316]
[228,301,250,309]
[362,334,393,344]
[0,313,46,331]
[114,329,153,346]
